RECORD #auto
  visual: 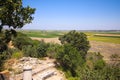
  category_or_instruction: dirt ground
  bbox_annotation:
[31,37,120,61]
[89,41,120,60]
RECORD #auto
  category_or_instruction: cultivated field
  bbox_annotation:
[20,30,120,44]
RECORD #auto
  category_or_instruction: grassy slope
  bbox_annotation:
[19,30,120,44]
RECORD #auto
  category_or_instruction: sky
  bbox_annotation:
[23,0,120,30]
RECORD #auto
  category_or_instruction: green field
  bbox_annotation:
[19,30,120,44]
[84,32,120,44]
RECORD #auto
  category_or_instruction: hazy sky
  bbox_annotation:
[23,0,120,30]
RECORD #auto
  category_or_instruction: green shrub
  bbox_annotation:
[56,44,84,76]
[32,40,40,46]
[36,40,49,58]
[11,51,23,59]
[0,52,8,71]
[86,52,105,70]
[94,59,106,70]
[46,43,60,58]
[77,63,120,80]
[22,45,37,57]
[12,32,33,50]
[0,39,8,52]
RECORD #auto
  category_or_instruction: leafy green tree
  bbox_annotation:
[0,0,35,51]
[59,30,90,58]
[0,0,35,30]
[56,44,84,76]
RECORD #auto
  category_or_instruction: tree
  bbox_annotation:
[56,44,84,76]
[0,0,35,51]
[36,40,49,58]
[0,0,35,30]
[59,30,90,58]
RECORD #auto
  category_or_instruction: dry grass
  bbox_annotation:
[89,41,120,61]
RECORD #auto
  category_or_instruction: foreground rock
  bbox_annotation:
[8,57,66,80]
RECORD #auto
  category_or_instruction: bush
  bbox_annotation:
[22,45,37,57]
[0,52,8,71]
[36,40,49,58]
[56,44,84,76]
[94,59,105,70]
[11,51,23,59]
[46,43,60,58]
[0,40,8,52]
[12,32,33,50]
[32,40,40,46]
[86,52,105,70]
[77,60,120,80]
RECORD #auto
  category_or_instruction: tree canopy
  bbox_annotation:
[0,0,35,31]
[59,30,90,58]
[0,0,35,52]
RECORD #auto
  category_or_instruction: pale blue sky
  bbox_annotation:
[23,0,120,30]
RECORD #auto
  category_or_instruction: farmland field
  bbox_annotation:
[20,30,120,44]
[20,30,65,38]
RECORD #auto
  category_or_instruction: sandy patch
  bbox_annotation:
[31,37,61,44]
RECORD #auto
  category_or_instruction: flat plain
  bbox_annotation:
[20,30,120,61]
